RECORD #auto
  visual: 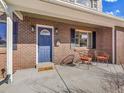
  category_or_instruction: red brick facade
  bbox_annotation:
[0,16,113,76]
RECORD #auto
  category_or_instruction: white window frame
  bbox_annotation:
[75,29,93,48]
[92,0,98,9]
[59,0,98,10]
[75,0,91,8]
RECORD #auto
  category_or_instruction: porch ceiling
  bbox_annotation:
[5,0,124,27]
[0,7,4,12]
[0,1,6,14]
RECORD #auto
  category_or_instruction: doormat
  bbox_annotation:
[38,66,54,72]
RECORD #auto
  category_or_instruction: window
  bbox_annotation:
[60,0,75,3]
[91,0,97,9]
[76,0,91,7]
[59,0,98,9]
[0,22,6,47]
[75,31,92,48]
[70,28,93,48]
[0,21,18,48]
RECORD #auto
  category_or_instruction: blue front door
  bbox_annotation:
[38,26,52,62]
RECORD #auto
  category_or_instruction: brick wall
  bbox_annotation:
[96,27,112,61]
[0,15,113,74]
[0,48,6,78]
[0,14,6,77]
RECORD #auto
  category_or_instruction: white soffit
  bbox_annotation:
[14,11,23,20]
[0,2,4,16]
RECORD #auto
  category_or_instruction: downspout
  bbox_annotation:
[0,0,13,85]
[112,26,116,64]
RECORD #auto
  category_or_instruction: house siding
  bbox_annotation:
[0,15,113,75]
[116,28,124,64]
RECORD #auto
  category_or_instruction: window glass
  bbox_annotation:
[0,21,18,48]
[88,33,92,48]
[91,0,97,9]
[60,0,98,9]
[75,32,80,47]
[0,22,6,47]
[75,31,92,48]
[60,0,75,3]
[80,32,88,47]
[76,0,91,7]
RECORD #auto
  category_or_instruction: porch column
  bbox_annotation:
[6,6,13,83]
[0,0,13,83]
[112,27,116,64]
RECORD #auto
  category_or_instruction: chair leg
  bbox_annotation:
[87,61,91,70]
[95,58,98,65]
[78,61,81,67]
[96,59,99,65]
[107,60,109,67]
[87,63,89,70]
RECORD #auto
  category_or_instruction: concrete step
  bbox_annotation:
[37,62,54,72]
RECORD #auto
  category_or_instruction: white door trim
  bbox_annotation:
[36,24,54,65]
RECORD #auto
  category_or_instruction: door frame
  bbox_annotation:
[36,24,54,65]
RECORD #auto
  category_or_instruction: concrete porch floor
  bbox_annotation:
[0,63,124,93]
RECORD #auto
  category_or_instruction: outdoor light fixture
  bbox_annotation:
[31,25,36,32]
[54,28,60,47]
[56,40,61,47]
[55,28,58,34]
